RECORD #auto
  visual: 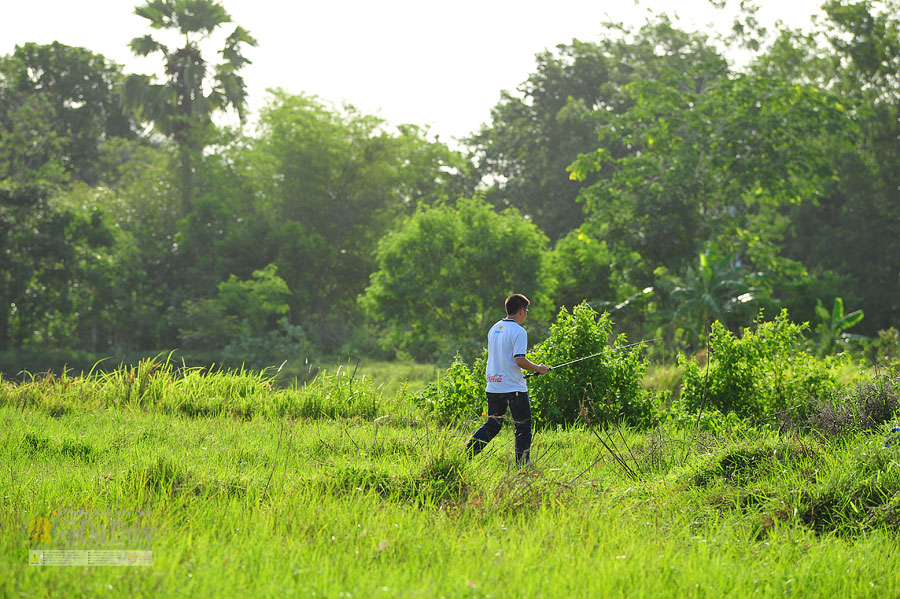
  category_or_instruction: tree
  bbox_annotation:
[467,17,728,241]
[548,228,618,310]
[465,40,609,240]
[0,93,66,350]
[750,0,900,333]
[124,0,256,215]
[180,263,289,345]
[0,65,125,352]
[360,198,553,361]
[0,42,137,185]
[0,181,117,351]
[81,140,186,350]
[569,68,850,308]
[229,91,471,351]
[0,94,67,185]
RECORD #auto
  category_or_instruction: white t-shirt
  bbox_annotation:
[485,318,528,393]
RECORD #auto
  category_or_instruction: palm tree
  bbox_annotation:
[124,0,256,215]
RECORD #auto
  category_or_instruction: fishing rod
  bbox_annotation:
[524,337,661,377]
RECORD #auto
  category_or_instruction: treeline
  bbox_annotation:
[1,0,898,369]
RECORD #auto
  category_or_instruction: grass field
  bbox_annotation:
[2,360,899,598]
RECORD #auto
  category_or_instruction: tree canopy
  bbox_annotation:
[1,0,897,367]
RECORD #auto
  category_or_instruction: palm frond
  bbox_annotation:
[129,35,167,57]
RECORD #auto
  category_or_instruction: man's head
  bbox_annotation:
[505,294,530,319]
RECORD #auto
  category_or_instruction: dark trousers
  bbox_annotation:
[466,391,533,464]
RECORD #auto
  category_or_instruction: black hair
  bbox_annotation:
[505,294,530,316]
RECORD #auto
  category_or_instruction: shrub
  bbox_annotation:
[528,303,653,428]
[661,402,749,436]
[220,318,309,370]
[807,374,900,437]
[867,328,900,371]
[414,352,486,423]
[678,310,841,421]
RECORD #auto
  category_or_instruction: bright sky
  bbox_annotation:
[2,0,825,142]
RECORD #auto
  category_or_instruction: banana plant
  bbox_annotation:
[658,241,760,349]
[814,296,864,357]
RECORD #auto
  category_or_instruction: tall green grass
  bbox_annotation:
[0,356,392,421]
[286,357,442,395]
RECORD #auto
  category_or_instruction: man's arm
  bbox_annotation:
[515,357,550,375]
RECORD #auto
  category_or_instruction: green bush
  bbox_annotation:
[678,310,841,421]
[220,318,309,370]
[528,303,653,428]
[179,263,309,367]
[414,352,486,423]
[360,197,554,362]
[862,327,900,371]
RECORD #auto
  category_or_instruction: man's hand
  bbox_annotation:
[516,357,550,375]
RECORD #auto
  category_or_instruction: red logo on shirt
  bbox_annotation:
[487,374,503,383]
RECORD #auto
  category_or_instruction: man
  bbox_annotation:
[465,293,549,465]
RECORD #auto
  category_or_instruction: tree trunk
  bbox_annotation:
[180,146,193,217]
[0,304,9,352]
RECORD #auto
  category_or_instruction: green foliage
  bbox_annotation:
[656,241,760,349]
[361,197,553,361]
[0,42,136,184]
[467,19,727,240]
[661,403,750,437]
[125,0,257,128]
[220,318,307,371]
[576,72,848,269]
[569,44,855,336]
[465,40,611,239]
[823,0,900,97]
[179,264,309,367]
[414,352,487,423]
[869,328,900,370]
[814,296,865,357]
[679,311,841,420]
[548,228,618,310]
[528,303,652,428]
[0,182,118,351]
[760,1,900,335]
[0,94,67,185]
[180,263,291,347]
[238,92,471,352]
[3,2,900,364]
